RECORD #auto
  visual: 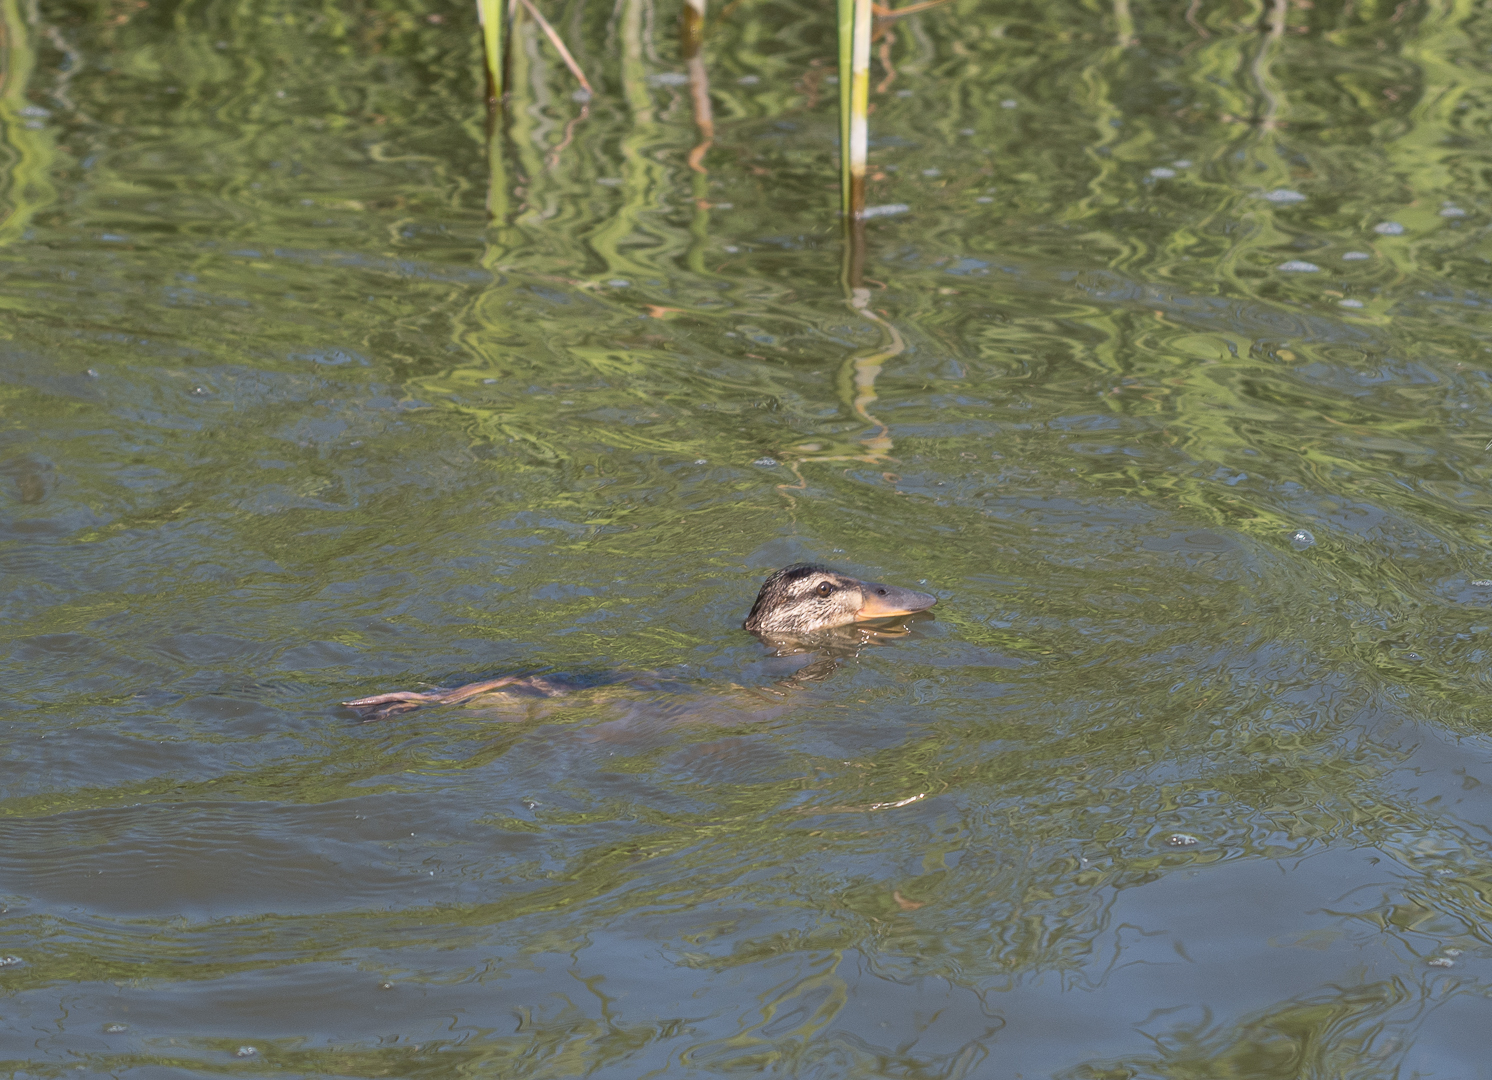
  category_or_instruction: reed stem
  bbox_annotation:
[476,0,503,105]
[846,0,871,219]
[871,0,956,19]
[681,0,706,59]
[516,0,592,95]
[836,0,854,216]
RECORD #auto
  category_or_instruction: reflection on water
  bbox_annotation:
[3,0,1492,1075]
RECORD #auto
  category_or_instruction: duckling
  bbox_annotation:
[342,563,937,721]
[743,564,937,637]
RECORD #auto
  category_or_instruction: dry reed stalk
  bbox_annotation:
[870,0,955,18]
[515,0,592,95]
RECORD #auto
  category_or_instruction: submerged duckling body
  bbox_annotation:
[343,563,936,722]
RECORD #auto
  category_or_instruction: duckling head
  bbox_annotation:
[743,564,937,638]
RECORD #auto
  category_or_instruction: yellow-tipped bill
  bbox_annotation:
[855,579,937,621]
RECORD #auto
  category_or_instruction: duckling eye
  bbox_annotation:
[816,582,834,597]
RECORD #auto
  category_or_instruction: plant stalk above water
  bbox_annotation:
[681,0,706,60]
[515,0,592,96]
[836,0,865,217]
[846,0,873,218]
[476,0,504,105]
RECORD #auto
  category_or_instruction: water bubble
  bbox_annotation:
[753,457,778,467]
[1149,167,1176,179]
[0,956,23,967]
[694,459,707,465]
[860,204,909,219]
[1373,221,1406,235]
[1262,189,1307,203]
[1427,957,1455,968]
[1338,298,1365,308]
[1289,528,1315,548]
[1000,99,1018,108]
[1444,948,1463,956]
[85,368,99,377]
[1342,251,1371,260]
[234,1047,258,1058]
[103,1024,128,1034]
[1278,260,1320,272]
[1167,834,1200,847]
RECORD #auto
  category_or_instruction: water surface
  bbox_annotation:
[4,0,1492,1075]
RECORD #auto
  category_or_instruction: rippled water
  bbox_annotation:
[5,0,1492,1075]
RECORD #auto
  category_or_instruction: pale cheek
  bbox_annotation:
[839,594,865,625]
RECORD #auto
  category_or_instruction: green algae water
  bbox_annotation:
[5,0,1492,1075]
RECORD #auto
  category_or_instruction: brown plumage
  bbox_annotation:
[343,563,937,721]
[743,564,937,637]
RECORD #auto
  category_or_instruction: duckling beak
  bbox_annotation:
[854,580,938,621]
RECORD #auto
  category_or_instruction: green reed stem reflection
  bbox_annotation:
[0,0,53,247]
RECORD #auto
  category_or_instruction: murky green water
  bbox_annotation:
[4,0,1492,1075]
